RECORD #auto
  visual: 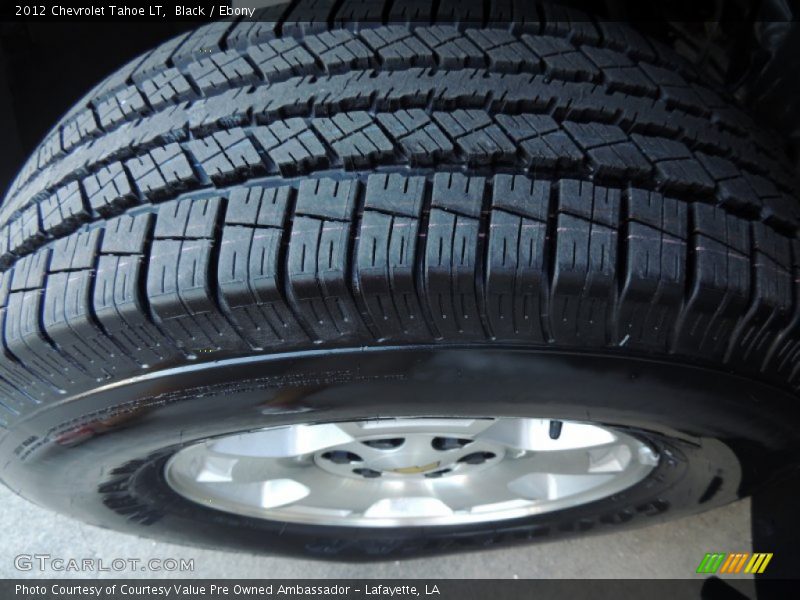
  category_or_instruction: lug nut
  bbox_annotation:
[424,468,452,478]
[431,437,472,451]
[321,450,362,464]
[353,468,381,478]
[458,451,496,465]
[362,438,404,450]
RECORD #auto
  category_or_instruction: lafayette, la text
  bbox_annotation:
[17,584,441,597]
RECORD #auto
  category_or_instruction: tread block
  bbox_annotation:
[627,188,687,239]
[727,223,793,366]
[433,110,516,164]
[93,86,149,129]
[9,205,45,256]
[147,238,245,353]
[95,239,179,367]
[356,174,428,341]
[356,211,428,340]
[618,190,687,350]
[186,129,265,184]
[43,268,133,381]
[39,182,90,236]
[304,30,372,73]
[564,121,651,179]
[639,62,686,87]
[147,197,244,353]
[660,85,707,116]
[282,1,342,36]
[431,172,485,218]
[376,110,453,165]
[423,207,484,339]
[465,29,541,72]
[124,113,190,157]
[11,252,49,292]
[227,7,283,48]
[360,26,435,69]
[139,68,197,110]
[102,214,152,255]
[248,38,318,81]
[50,230,100,273]
[62,109,101,152]
[287,215,367,341]
[46,228,116,381]
[581,46,657,96]
[4,246,91,390]
[187,88,252,135]
[692,204,750,255]
[37,132,64,169]
[674,208,751,359]
[486,184,548,340]
[295,178,359,221]
[155,196,220,240]
[312,112,394,169]
[82,162,139,216]
[5,289,82,389]
[523,35,600,81]
[0,284,54,404]
[131,32,191,83]
[186,51,258,95]
[550,181,620,344]
[363,173,426,218]
[0,226,13,269]
[717,177,762,214]
[656,159,716,194]
[496,114,583,170]
[491,175,550,220]
[252,119,329,176]
[218,225,308,348]
[557,180,620,228]
[172,22,231,67]
[225,186,290,228]
[415,27,483,68]
[125,144,198,200]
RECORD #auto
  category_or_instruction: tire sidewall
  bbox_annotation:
[2,346,798,558]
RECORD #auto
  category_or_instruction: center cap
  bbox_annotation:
[389,461,441,475]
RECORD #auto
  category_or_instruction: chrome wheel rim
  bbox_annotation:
[165,417,659,527]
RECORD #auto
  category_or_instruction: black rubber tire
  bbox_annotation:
[2,1,800,559]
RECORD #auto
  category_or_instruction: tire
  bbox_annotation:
[1,1,800,559]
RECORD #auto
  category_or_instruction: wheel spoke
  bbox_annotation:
[507,472,618,501]
[208,423,354,458]
[363,497,453,520]
[196,478,311,509]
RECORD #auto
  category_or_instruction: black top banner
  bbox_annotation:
[1,0,798,23]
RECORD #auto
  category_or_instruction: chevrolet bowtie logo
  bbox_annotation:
[390,462,441,475]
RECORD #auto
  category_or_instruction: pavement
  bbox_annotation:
[0,484,754,583]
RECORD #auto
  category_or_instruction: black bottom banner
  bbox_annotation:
[3,579,795,600]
